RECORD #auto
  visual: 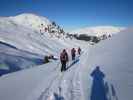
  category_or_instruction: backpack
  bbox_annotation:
[60,52,68,62]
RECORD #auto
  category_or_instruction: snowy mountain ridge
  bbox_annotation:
[70,26,126,36]
[9,13,51,31]
[0,13,87,76]
[0,13,63,55]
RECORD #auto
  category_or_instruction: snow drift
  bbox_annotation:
[0,41,44,76]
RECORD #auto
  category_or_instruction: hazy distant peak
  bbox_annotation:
[71,26,126,36]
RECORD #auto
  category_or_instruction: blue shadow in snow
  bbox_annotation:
[66,58,80,70]
[0,69,10,76]
[0,41,17,50]
[0,54,44,76]
[90,66,108,100]
[111,84,118,100]
[54,93,64,100]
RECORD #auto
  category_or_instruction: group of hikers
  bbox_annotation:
[43,47,81,72]
[60,47,81,72]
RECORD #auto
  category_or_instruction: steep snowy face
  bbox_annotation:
[10,13,51,31]
[71,26,126,36]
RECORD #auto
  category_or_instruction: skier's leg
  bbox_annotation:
[73,54,75,60]
[61,62,63,72]
[61,61,65,72]
[64,61,67,71]
[72,55,74,60]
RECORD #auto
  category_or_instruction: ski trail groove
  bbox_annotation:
[37,61,62,100]
[69,58,82,100]
[38,56,83,100]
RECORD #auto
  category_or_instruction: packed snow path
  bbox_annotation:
[37,56,82,100]
[0,47,119,100]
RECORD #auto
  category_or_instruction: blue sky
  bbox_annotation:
[0,0,132,31]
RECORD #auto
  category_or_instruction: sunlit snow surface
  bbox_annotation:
[81,28,133,100]
[0,13,133,100]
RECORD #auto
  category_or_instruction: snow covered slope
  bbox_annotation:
[10,13,51,31]
[0,14,54,55]
[0,48,87,100]
[70,26,126,36]
[0,28,132,100]
[0,41,44,76]
[1,13,132,100]
[0,13,87,76]
[81,28,133,100]
[0,13,84,56]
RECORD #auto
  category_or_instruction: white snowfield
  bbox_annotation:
[70,26,126,36]
[81,28,133,100]
[0,27,133,100]
[0,13,133,100]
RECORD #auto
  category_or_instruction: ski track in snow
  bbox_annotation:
[37,56,83,100]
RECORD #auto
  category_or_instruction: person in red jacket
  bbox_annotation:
[60,49,69,72]
[71,48,76,60]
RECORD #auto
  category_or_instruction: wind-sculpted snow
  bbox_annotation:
[0,41,44,76]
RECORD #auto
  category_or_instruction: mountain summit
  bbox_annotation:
[10,13,51,31]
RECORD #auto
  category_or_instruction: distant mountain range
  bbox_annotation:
[70,26,126,36]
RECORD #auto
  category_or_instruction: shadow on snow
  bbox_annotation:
[90,66,118,100]
[53,93,64,100]
[66,58,80,71]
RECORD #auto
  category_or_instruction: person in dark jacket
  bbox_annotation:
[71,48,76,60]
[78,47,81,55]
[60,49,69,72]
